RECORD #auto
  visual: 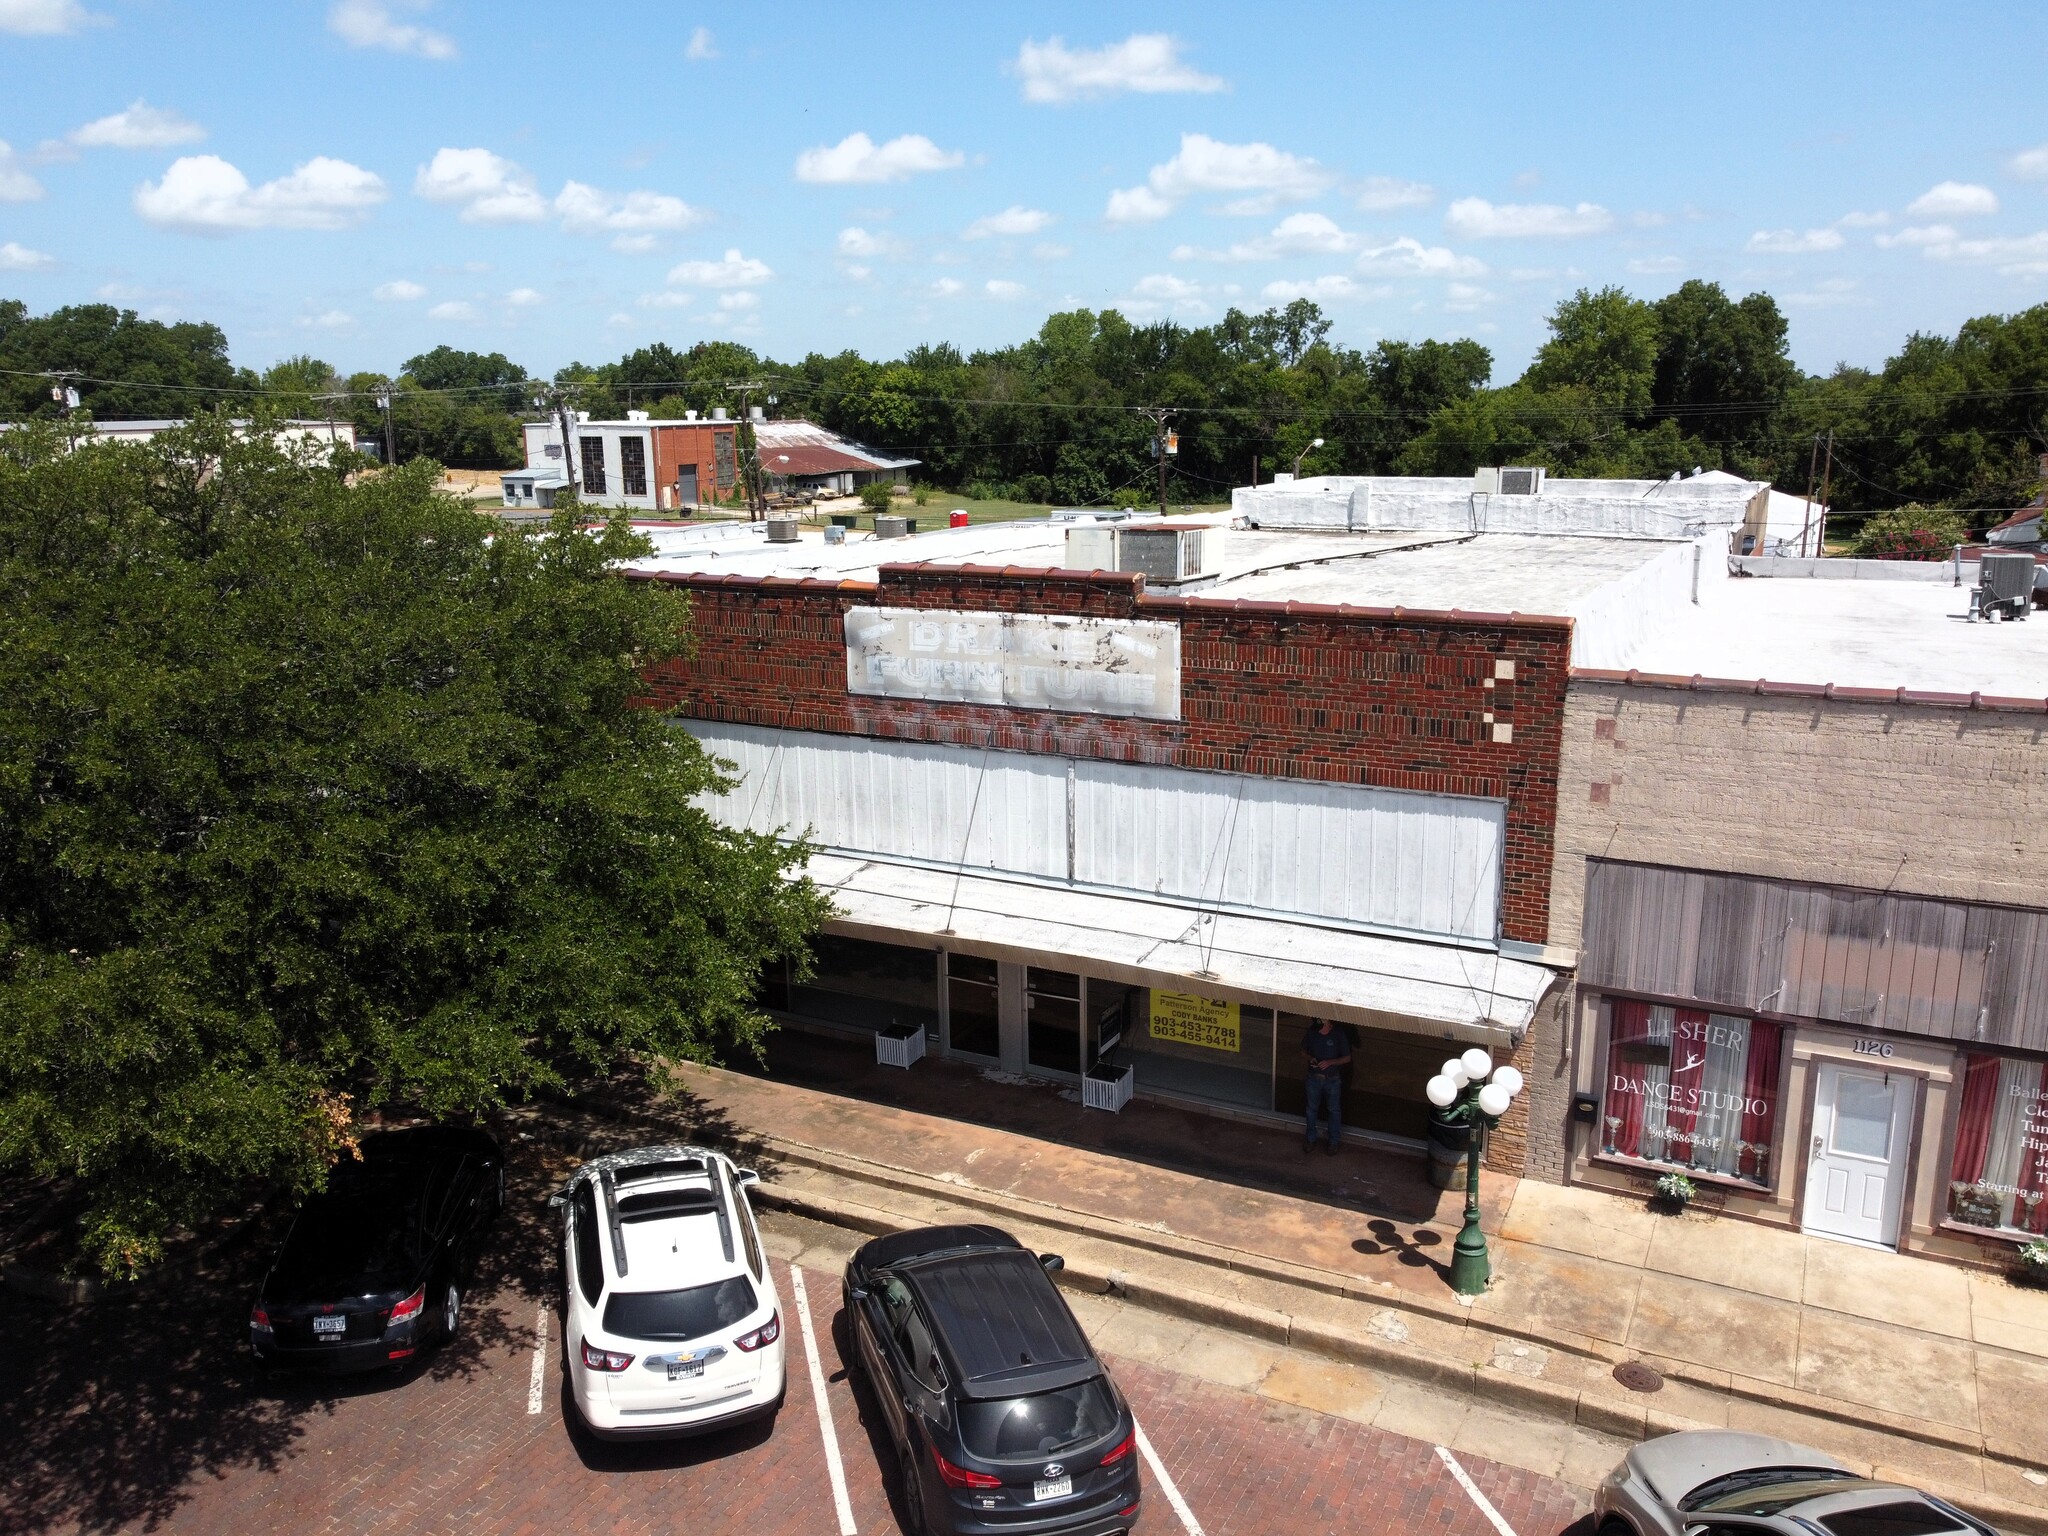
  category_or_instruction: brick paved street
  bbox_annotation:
[0,1142,1597,1536]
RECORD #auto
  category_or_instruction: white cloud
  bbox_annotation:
[638,291,693,310]
[328,0,455,60]
[1631,210,1670,228]
[985,278,1025,299]
[1033,242,1070,261]
[1261,274,1359,302]
[1626,255,1684,275]
[964,205,1053,239]
[837,225,903,259]
[0,141,43,201]
[554,180,701,234]
[426,300,476,321]
[300,308,354,329]
[1876,223,1957,249]
[0,0,99,35]
[685,25,716,60]
[372,278,425,300]
[505,287,542,306]
[794,132,963,185]
[1837,209,1889,228]
[666,247,772,286]
[717,290,758,312]
[1445,197,1613,238]
[1355,235,1486,277]
[1011,32,1224,103]
[2010,143,2048,182]
[841,263,872,281]
[1174,211,1359,262]
[1444,282,1496,311]
[1106,132,1330,223]
[1785,278,1870,308]
[0,240,53,269]
[415,147,545,222]
[1906,180,1998,217]
[70,101,204,149]
[1121,272,1210,319]
[1745,226,1845,254]
[135,154,386,232]
[929,277,965,297]
[1355,175,1434,211]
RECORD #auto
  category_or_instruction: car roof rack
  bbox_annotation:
[617,1188,717,1222]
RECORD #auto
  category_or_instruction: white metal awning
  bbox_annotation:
[806,853,1559,1044]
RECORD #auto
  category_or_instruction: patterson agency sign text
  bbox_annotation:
[844,607,1182,720]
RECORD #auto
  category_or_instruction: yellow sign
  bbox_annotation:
[1149,991,1241,1054]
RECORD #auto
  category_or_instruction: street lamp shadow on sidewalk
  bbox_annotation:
[1350,1219,1447,1277]
[1424,1049,1524,1297]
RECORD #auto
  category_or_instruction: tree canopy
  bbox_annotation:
[0,420,827,1273]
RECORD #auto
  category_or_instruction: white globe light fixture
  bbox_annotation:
[1427,1045,1527,1297]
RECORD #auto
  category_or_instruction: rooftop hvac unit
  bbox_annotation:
[1117,524,1218,584]
[1971,551,2036,622]
[1064,525,1118,571]
[873,514,913,540]
[765,516,801,543]
[1496,466,1545,496]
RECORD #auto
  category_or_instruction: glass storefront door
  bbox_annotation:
[945,953,1001,1060]
[1026,967,1083,1078]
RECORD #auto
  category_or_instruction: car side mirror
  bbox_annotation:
[737,1168,761,1188]
[1039,1253,1065,1273]
[847,1284,869,1302]
[547,1192,567,1210]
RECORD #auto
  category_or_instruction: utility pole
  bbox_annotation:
[1140,407,1175,516]
[1814,427,1835,557]
[42,370,84,449]
[1799,435,1821,558]
[375,378,397,468]
[531,384,581,499]
[725,381,769,519]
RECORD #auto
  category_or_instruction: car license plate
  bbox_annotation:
[665,1361,706,1381]
[1033,1477,1073,1502]
[313,1315,346,1337]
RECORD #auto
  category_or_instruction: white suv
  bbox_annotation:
[554,1144,786,1440]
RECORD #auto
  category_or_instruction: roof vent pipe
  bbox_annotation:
[750,405,765,422]
[711,407,728,421]
[684,409,698,421]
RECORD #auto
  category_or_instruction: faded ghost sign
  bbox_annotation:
[843,606,1182,720]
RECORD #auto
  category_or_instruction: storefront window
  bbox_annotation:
[1599,999,1782,1186]
[1115,987,1274,1111]
[945,953,1000,1059]
[1272,1014,1448,1143]
[1947,1053,2048,1235]
[783,935,938,1038]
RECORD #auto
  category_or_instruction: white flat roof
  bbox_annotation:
[1610,572,2048,699]
[810,852,1551,1041]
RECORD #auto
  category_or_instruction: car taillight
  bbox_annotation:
[580,1337,633,1372]
[735,1311,781,1351]
[1100,1429,1137,1466]
[930,1445,1002,1490]
[387,1286,426,1324]
[249,1305,272,1333]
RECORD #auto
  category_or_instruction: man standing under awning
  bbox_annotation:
[1303,1016,1352,1156]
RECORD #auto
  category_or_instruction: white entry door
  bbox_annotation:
[1804,1061,1916,1248]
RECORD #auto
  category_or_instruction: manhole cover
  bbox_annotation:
[1613,1360,1664,1394]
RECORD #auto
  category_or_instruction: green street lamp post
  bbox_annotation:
[1426,1048,1525,1296]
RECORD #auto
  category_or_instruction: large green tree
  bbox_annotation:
[0,301,251,421]
[0,418,827,1273]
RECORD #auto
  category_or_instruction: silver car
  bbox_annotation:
[1596,1431,1999,1536]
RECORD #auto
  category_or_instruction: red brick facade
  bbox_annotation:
[632,563,1571,945]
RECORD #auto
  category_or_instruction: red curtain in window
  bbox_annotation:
[1602,1000,1655,1157]
[1948,1053,2002,1188]
[1738,1018,1783,1181]
[1661,1009,1713,1163]
[2017,1061,2048,1235]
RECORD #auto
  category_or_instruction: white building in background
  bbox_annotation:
[0,418,358,452]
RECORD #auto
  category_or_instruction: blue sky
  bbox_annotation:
[3,0,2047,383]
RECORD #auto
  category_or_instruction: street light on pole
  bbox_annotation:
[1292,437,1325,479]
[1425,1048,1524,1295]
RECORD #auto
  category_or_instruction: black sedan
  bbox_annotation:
[845,1224,1141,1536]
[249,1125,503,1374]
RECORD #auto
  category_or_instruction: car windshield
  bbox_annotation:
[958,1378,1120,1461]
[1818,1506,1971,1536]
[1683,1471,1872,1516]
[603,1275,757,1342]
[269,1175,425,1297]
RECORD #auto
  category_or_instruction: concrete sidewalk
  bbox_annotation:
[573,1039,2048,1533]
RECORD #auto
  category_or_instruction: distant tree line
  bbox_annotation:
[7,284,2048,525]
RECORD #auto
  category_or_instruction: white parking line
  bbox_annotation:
[790,1266,859,1536]
[1435,1444,1519,1536]
[525,1307,549,1415]
[1134,1419,1205,1536]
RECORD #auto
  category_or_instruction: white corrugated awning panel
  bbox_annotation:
[806,853,1555,1043]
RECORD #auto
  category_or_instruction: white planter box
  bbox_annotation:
[1082,1064,1134,1113]
[875,1026,926,1070]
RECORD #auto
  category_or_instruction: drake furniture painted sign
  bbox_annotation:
[843,606,1181,720]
